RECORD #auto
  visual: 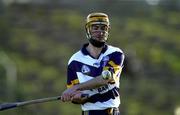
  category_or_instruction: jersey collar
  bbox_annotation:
[81,43,108,56]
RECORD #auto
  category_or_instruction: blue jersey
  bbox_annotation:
[67,43,125,111]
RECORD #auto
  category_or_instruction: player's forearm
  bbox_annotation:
[75,75,111,91]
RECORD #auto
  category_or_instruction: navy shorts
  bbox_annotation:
[82,107,120,115]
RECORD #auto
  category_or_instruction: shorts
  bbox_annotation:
[82,107,120,115]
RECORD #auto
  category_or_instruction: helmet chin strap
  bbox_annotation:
[88,37,105,48]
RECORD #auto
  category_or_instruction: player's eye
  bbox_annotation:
[91,25,99,30]
[100,25,108,31]
[91,25,108,31]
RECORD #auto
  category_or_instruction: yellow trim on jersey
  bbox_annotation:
[67,79,79,88]
[103,60,122,82]
[103,66,109,71]
[109,61,122,72]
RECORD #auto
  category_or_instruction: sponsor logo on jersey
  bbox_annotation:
[93,62,100,67]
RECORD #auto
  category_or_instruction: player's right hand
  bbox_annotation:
[61,85,79,102]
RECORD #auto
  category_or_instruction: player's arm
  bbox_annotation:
[70,71,113,104]
[61,70,112,102]
[69,66,120,104]
[73,70,113,91]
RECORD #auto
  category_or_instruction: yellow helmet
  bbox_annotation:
[85,12,110,47]
[86,12,110,27]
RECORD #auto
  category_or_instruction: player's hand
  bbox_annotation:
[61,85,79,102]
[71,91,89,104]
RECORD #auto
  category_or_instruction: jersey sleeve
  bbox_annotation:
[103,51,125,82]
[67,61,79,88]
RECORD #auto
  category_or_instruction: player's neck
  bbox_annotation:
[87,43,103,59]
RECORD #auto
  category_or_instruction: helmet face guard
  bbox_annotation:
[85,12,110,47]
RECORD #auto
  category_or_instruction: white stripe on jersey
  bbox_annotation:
[81,97,120,111]
[68,45,123,66]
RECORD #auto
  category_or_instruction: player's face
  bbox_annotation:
[90,24,108,42]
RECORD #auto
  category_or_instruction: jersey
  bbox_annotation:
[67,43,125,111]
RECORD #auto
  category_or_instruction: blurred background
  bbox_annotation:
[0,0,180,115]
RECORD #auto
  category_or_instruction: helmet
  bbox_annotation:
[85,12,110,47]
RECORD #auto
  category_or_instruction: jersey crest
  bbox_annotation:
[81,65,90,75]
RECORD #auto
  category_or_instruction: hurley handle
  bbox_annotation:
[0,103,17,111]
